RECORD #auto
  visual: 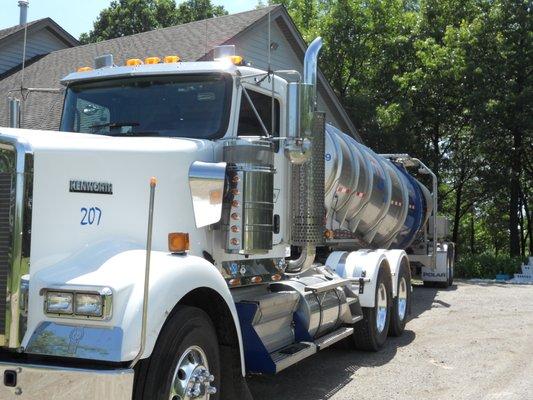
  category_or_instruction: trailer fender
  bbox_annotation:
[374,249,410,297]
[24,244,245,374]
[326,250,390,308]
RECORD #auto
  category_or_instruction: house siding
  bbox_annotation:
[0,28,68,74]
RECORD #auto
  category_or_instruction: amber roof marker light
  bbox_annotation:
[126,58,143,66]
[144,57,161,65]
[164,55,181,63]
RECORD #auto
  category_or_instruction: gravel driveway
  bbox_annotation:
[248,281,533,400]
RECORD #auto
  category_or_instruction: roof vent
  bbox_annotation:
[18,0,29,25]
[213,45,235,61]
[94,54,114,69]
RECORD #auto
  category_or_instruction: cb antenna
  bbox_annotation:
[267,9,275,137]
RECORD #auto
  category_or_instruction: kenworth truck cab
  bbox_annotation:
[0,38,454,399]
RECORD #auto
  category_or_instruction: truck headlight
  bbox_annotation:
[75,293,103,317]
[45,291,74,315]
[42,287,112,320]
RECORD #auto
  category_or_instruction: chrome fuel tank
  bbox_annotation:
[270,275,348,338]
[324,124,430,249]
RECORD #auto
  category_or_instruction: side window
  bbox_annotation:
[238,89,280,136]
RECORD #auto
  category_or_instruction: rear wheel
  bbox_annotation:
[352,265,392,351]
[134,306,220,400]
[447,244,455,287]
[389,263,411,337]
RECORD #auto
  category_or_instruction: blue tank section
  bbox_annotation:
[391,165,424,249]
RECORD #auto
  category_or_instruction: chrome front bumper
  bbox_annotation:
[0,362,134,399]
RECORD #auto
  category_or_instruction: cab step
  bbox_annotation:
[271,342,317,373]
[315,327,354,350]
[346,296,358,306]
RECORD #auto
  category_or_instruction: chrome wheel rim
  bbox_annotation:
[169,345,216,400]
[398,277,408,321]
[376,282,388,333]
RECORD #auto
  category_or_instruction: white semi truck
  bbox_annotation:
[0,38,453,399]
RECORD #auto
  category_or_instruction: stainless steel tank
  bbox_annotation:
[324,124,431,249]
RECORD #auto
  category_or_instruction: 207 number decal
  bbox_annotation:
[80,207,102,226]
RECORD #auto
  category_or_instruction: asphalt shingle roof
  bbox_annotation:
[0,19,44,41]
[0,6,278,130]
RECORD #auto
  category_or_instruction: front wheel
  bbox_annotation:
[352,264,392,351]
[134,306,220,400]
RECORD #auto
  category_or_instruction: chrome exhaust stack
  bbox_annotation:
[287,37,325,274]
[8,98,21,128]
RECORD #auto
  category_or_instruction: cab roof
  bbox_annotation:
[60,61,242,86]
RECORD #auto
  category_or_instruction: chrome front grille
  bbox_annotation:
[0,171,15,335]
[0,137,32,348]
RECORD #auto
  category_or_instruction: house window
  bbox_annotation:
[238,89,280,136]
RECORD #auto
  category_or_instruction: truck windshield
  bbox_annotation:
[60,73,232,139]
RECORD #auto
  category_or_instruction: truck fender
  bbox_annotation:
[326,250,390,308]
[25,245,245,375]
[374,249,410,297]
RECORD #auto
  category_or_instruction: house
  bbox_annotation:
[0,17,79,77]
[0,5,359,140]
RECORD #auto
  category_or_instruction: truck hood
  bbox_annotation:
[0,127,216,274]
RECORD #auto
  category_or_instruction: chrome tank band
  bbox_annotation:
[0,361,133,400]
[222,138,274,167]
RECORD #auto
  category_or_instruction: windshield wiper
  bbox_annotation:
[90,121,140,129]
[106,131,161,137]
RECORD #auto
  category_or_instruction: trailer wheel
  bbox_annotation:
[447,245,455,287]
[389,263,411,337]
[134,305,220,400]
[352,264,392,351]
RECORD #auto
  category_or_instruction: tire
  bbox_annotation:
[134,305,220,400]
[352,264,392,351]
[389,263,411,337]
[447,245,455,287]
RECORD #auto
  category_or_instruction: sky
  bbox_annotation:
[0,0,259,39]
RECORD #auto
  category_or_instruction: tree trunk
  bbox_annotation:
[520,187,532,255]
[470,209,475,254]
[519,194,526,258]
[509,8,526,257]
[452,182,463,257]
[432,124,440,184]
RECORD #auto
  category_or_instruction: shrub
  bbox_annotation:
[455,253,522,279]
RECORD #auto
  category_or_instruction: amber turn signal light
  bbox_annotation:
[168,232,189,253]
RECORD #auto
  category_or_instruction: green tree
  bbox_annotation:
[176,0,227,23]
[79,0,227,44]
[281,0,532,258]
